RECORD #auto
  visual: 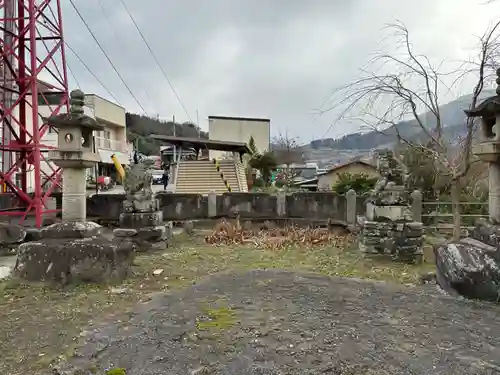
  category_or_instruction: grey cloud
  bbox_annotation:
[61,0,492,140]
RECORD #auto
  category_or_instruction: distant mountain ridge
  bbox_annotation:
[310,90,495,150]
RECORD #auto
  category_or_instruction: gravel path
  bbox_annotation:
[59,270,500,375]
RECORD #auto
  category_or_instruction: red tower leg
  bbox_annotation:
[0,0,69,227]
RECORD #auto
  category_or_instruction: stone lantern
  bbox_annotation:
[430,68,500,303]
[465,68,500,224]
[12,89,136,285]
[47,89,104,221]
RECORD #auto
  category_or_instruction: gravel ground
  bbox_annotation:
[58,270,500,375]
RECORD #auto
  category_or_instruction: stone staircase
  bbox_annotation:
[174,160,248,194]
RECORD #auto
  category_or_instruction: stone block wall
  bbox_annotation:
[286,192,346,221]
[218,193,278,218]
[157,193,208,220]
[359,219,424,262]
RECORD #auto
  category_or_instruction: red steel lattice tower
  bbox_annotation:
[0,0,69,227]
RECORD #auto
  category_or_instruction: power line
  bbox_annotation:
[68,0,148,115]
[66,61,81,89]
[118,0,193,123]
[95,0,154,109]
[65,42,122,105]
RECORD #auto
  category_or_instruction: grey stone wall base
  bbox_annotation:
[14,237,135,284]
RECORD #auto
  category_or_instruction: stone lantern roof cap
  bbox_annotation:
[46,89,105,131]
[46,113,105,131]
[464,68,500,118]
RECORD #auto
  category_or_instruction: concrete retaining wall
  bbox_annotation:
[74,191,364,224]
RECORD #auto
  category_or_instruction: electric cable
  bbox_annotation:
[68,0,148,115]
[96,0,154,109]
[66,61,81,90]
[65,42,122,106]
[118,0,193,122]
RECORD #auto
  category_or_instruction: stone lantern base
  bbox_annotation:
[14,222,135,284]
[113,203,171,252]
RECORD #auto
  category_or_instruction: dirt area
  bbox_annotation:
[0,230,461,375]
[63,270,500,375]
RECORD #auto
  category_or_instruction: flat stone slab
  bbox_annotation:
[57,270,500,374]
[41,221,102,239]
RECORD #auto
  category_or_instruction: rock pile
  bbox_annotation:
[358,150,423,263]
[359,219,424,262]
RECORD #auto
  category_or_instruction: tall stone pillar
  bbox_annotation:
[62,168,87,221]
[488,162,500,224]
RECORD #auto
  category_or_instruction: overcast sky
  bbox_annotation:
[60,0,500,141]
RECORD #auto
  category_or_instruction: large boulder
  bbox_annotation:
[434,237,500,302]
[14,237,135,284]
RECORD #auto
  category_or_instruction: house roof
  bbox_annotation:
[317,160,376,176]
[208,115,270,123]
[292,160,376,187]
[150,134,251,154]
[293,177,319,186]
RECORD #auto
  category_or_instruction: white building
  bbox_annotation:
[85,94,129,181]
[1,85,129,191]
[208,115,270,160]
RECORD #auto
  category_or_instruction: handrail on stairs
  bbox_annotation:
[212,158,232,192]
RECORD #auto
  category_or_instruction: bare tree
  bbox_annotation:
[321,22,500,239]
[272,133,304,185]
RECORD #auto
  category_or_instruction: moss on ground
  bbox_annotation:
[0,233,434,375]
[196,304,237,331]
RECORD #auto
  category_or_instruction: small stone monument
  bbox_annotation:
[358,149,424,263]
[113,157,169,251]
[435,68,500,301]
[13,90,135,284]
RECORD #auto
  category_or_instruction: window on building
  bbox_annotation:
[37,92,64,106]
[104,130,111,149]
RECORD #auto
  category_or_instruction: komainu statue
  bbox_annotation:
[122,161,155,213]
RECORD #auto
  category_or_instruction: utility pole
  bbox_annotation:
[172,114,176,162]
[196,109,200,138]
